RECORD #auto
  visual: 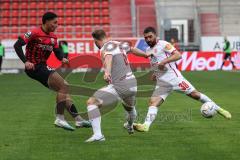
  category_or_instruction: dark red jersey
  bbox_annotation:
[21,27,58,64]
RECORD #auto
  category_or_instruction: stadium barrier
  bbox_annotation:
[2,38,240,72]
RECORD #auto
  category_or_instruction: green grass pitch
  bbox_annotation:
[0,71,239,160]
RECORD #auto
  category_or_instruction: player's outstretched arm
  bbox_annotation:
[162,50,182,64]
[14,37,35,70]
[14,37,27,63]
[158,50,182,70]
[53,48,64,61]
[130,47,151,58]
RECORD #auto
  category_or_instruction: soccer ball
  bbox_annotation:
[200,102,217,118]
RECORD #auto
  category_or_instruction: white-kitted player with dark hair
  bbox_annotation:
[133,26,232,132]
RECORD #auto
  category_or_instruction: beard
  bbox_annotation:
[147,41,156,47]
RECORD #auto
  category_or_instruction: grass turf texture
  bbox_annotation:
[0,71,239,160]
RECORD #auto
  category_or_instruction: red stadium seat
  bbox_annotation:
[19,18,28,25]
[20,27,28,33]
[1,10,9,17]
[48,2,55,9]
[66,34,73,39]
[38,2,45,9]
[1,18,9,26]
[83,1,91,9]
[75,32,83,38]
[102,1,109,8]
[29,17,37,25]
[20,2,28,10]
[66,26,73,33]
[75,17,83,25]
[11,27,19,33]
[66,2,73,9]
[11,18,18,26]
[65,9,73,17]
[84,9,91,16]
[75,9,83,17]
[56,10,64,17]
[93,9,100,16]
[29,2,37,9]
[57,26,64,33]
[75,1,82,9]
[1,34,9,39]
[58,17,64,25]
[0,27,9,33]
[75,26,83,32]
[11,33,19,39]
[56,2,64,9]
[20,10,28,17]
[103,25,110,33]
[11,2,19,10]
[56,33,64,39]
[93,17,101,25]
[102,9,109,16]
[84,26,92,33]
[102,17,110,24]
[37,10,46,17]
[84,17,91,25]
[29,10,37,17]
[66,17,74,25]
[93,1,100,9]
[2,2,10,10]
[83,34,92,38]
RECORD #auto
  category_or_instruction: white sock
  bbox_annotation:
[199,93,220,110]
[144,106,158,126]
[126,107,137,126]
[87,105,102,137]
[56,114,65,120]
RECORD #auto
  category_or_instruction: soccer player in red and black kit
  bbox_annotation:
[14,12,91,130]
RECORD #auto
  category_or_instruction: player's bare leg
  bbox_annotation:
[134,97,164,132]
[48,72,91,130]
[85,97,105,142]
[187,90,231,119]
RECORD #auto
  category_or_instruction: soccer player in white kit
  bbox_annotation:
[134,27,232,132]
[85,29,150,142]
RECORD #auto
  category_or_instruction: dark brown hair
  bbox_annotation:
[92,29,106,40]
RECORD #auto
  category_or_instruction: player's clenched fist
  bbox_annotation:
[25,61,35,70]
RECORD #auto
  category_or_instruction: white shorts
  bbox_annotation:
[93,84,137,107]
[152,76,195,100]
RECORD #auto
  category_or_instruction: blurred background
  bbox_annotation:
[0,0,240,71]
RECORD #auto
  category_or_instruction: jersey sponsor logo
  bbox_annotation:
[24,31,32,39]
[38,44,53,51]
[165,44,173,50]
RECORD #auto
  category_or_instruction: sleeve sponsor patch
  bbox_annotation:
[165,44,173,51]
[24,31,32,39]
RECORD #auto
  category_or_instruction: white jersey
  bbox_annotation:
[95,40,137,106]
[146,40,182,81]
[100,40,134,84]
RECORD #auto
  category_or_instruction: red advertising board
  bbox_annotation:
[47,39,240,71]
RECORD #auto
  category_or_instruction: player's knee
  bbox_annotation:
[87,97,98,106]
[58,81,69,93]
[149,99,157,106]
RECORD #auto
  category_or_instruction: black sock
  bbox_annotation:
[69,104,79,118]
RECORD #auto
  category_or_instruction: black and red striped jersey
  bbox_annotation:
[21,27,58,64]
